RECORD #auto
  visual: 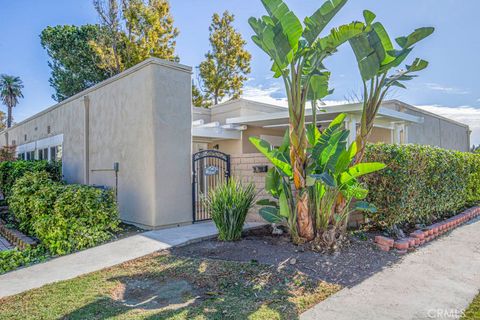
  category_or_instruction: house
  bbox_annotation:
[192,98,471,154]
[0,58,471,229]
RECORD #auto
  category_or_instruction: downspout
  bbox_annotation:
[83,96,90,185]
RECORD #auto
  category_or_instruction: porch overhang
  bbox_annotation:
[192,120,244,140]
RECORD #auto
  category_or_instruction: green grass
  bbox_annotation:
[463,292,480,320]
[0,252,340,320]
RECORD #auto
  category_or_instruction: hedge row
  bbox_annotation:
[0,160,62,199]
[9,171,120,255]
[363,144,480,229]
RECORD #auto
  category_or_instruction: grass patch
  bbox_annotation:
[0,252,339,319]
[463,292,480,320]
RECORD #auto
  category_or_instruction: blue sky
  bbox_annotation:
[1,0,479,145]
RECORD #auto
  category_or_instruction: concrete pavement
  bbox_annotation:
[0,221,264,298]
[301,218,480,320]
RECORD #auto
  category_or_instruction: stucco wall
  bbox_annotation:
[0,58,192,229]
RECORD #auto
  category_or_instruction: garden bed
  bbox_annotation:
[172,226,402,287]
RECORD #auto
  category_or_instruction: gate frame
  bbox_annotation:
[192,149,231,223]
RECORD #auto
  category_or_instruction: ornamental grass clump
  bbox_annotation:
[205,179,256,241]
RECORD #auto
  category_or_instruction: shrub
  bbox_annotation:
[0,160,62,199]
[204,179,256,241]
[9,172,120,255]
[363,144,480,229]
[9,171,61,234]
[0,247,48,274]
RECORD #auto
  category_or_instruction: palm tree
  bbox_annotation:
[0,74,24,128]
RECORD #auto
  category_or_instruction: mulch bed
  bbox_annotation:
[171,226,402,287]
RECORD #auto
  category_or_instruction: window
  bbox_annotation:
[38,148,48,160]
[26,151,34,161]
[11,140,16,145]
[50,146,62,161]
[47,126,51,134]
[18,153,25,160]
[24,134,27,142]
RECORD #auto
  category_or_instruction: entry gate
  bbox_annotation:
[192,150,230,222]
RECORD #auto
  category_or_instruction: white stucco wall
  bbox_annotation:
[0,58,193,229]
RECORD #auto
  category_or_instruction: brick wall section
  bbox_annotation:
[230,153,271,222]
[230,153,366,227]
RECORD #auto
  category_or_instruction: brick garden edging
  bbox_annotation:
[375,206,480,253]
[0,218,37,250]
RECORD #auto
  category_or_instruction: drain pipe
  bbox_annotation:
[83,96,90,185]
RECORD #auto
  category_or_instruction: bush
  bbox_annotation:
[0,160,62,200]
[363,144,480,229]
[0,247,48,274]
[205,179,256,241]
[9,171,120,255]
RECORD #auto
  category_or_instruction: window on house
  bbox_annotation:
[26,151,34,161]
[38,148,49,160]
[50,146,62,161]
[24,134,27,141]
[18,153,25,160]
[11,140,16,145]
[47,126,51,134]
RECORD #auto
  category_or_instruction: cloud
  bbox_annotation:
[425,83,469,95]
[415,104,480,146]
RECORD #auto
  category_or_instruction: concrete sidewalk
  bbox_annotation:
[0,221,264,298]
[301,218,480,320]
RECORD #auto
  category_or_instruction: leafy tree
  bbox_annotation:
[197,11,251,106]
[249,0,364,242]
[41,0,179,101]
[40,25,110,101]
[349,11,434,163]
[90,0,179,75]
[0,75,24,128]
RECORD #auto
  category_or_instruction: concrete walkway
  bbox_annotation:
[302,218,480,320]
[0,221,264,298]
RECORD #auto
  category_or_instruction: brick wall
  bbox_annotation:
[230,153,271,222]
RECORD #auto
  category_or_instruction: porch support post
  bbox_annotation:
[345,115,357,146]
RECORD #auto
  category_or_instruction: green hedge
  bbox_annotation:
[0,160,62,200]
[363,144,480,229]
[0,247,48,274]
[9,171,120,255]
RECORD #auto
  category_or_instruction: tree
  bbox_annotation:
[249,0,364,242]
[197,11,251,106]
[40,25,110,101]
[90,0,179,75]
[349,11,434,163]
[0,75,24,128]
[41,0,179,101]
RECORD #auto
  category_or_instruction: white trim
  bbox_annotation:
[192,127,241,140]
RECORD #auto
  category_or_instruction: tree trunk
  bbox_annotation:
[7,106,12,128]
[290,123,314,242]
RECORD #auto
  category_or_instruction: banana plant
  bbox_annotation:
[249,0,364,242]
[349,10,434,163]
[251,113,385,248]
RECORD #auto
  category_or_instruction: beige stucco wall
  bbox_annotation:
[383,101,470,152]
[0,58,192,229]
[367,127,392,144]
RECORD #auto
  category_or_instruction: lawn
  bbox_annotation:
[0,252,339,320]
[463,292,480,320]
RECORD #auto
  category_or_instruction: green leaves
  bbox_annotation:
[395,27,435,49]
[259,206,284,223]
[249,137,292,176]
[340,162,386,185]
[303,0,348,44]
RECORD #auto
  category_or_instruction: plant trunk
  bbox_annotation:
[7,106,12,128]
[290,124,314,243]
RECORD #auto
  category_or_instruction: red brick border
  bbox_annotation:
[375,206,480,253]
[0,218,37,250]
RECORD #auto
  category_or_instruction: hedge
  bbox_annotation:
[363,144,480,229]
[9,171,120,255]
[0,160,62,200]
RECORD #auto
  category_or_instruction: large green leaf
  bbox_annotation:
[319,21,364,52]
[354,201,377,213]
[395,27,435,49]
[335,141,357,174]
[308,71,331,102]
[279,191,290,218]
[312,113,346,160]
[261,0,303,53]
[303,0,348,44]
[340,162,386,185]
[265,167,281,198]
[341,183,369,200]
[259,206,284,223]
[249,136,292,176]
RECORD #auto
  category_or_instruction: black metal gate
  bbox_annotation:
[192,150,230,222]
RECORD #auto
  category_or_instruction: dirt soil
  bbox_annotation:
[172,226,402,287]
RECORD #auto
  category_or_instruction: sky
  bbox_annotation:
[1,0,479,146]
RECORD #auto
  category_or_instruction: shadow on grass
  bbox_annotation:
[63,257,304,320]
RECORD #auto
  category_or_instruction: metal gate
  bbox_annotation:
[192,150,230,222]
